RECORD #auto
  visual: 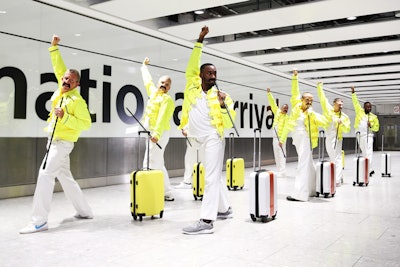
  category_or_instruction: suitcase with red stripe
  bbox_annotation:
[249,129,277,223]
[353,131,369,186]
[315,130,336,198]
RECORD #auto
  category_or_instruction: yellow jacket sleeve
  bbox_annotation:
[49,45,67,86]
[267,92,278,114]
[152,95,175,140]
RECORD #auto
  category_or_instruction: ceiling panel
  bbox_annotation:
[91,0,248,22]
[243,40,400,64]
[300,65,400,79]
[270,55,400,72]
[208,20,400,53]
[159,0,400,39]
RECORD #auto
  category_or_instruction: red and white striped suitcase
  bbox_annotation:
[249,129,277,223]
[315,130,336,198]
[353,131,369,186]
[381,135,391,177]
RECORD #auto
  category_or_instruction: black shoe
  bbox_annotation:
[369,170,375,177]
[286,196,300,201]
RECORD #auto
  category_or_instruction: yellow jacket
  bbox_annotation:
[317,83,350,140]
[267,92,289,138]
[178,42,236,138]
[352,93,379,132]
[47,46,91,142]
[280,75,327,149]
[141,65,174,140]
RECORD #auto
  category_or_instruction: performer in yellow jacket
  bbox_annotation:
[181,26,236,235]
[266,88,289,177]
[140,57,175,201]
[317,82,350,186]
[351,86,380,176]
[280,70,327,202]
[20,35,92,234]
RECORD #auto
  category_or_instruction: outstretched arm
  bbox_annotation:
[141,57,156,96]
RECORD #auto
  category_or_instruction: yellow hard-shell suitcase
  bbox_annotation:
[192,162,205,200]
[130,131,164,221]
[226,133,244,190]
[226,158,245,190]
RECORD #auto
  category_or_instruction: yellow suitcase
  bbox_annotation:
[192,162,205,200]
[130,131,164,221]
[226,133,244,190]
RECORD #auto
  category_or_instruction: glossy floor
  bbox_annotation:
[1,152,399,267]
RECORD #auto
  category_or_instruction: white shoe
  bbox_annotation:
[182,220,214,235]
[175,182,192,189]
[19,222,48,234]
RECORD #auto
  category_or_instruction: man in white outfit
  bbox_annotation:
[317,82,351,186]
[280,70,327,202]
[351,86,380,176]
[140,57,175,201]
[20,35,93,234]
[266,88,289,177]
[180,26,236,234]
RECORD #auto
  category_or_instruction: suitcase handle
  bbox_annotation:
[253,128,262,171]
[355,131,361,157]
[138,130,151,170]
[381,134,384,153]
[229,132,235,159]
[318,130,325,162]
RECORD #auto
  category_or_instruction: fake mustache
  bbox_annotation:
[62,82,71,88]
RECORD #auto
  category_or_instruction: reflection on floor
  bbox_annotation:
[1,152,399,267]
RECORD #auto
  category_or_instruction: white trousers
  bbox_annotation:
[143,130,172,196]
[31,140,93,225]
[182,139,204,184]
[272,137,286,173]
[197,134,230,221]
[325,134,343,183]
[292,132,316,201]
[358,134,374,172]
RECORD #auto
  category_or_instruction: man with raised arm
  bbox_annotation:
[180,26,236,234]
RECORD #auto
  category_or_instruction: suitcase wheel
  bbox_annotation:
[227,186,231,191]
[261,216,268,223]
[331,193,335,198]
[133,214,137,221]
[159,210,164,219]
[250,214,256,222]
[324,193,329,198]
[352,182,356,186]
[358,182,364,187]
[316,192,320,197]
[139,215,143,222]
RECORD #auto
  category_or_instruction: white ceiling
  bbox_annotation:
[65,0,400,105]
[2,0,399,106]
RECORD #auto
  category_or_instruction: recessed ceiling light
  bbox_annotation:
[347,16,357,21]
[194,10,204,15]
[0,10,7,14]
[74,33,81,37]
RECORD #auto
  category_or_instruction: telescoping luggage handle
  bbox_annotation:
[229,132,235,159]
[355,131,361,157]
[253,128,262,172]
[138,130,151,170]
[318,130,326,162]
[381,134,385,153]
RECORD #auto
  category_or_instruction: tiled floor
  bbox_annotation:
[1,152,399,267]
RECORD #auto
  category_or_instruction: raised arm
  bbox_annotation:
[140,57,157,96]
[267,88,278,114]
[49,34,67,83]
[185,26,209,81]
